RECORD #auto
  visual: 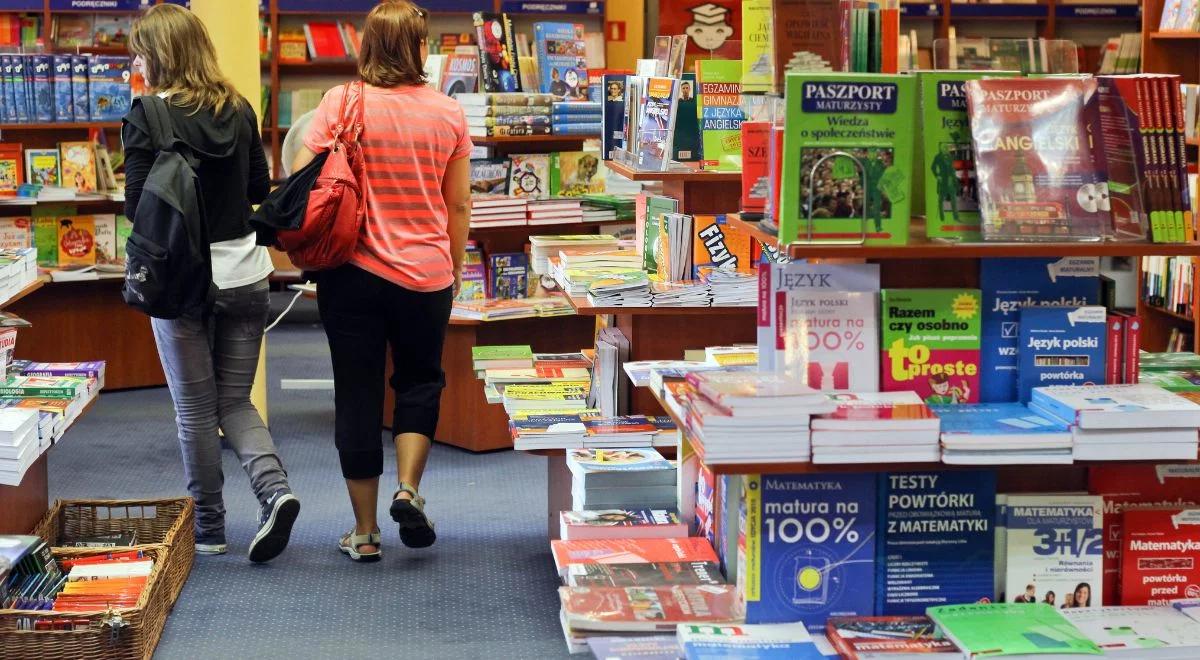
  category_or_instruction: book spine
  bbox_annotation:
[503,14,523,92]
[552,123,599,135]
[32,55,51,123]
[1105,314,1124,384]
[1169,76,1194,242]
[550,113,602,124]
[0,387,76,398]
[480,125,552,136]
[1122,313,1141,382]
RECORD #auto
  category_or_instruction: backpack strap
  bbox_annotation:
[138,95,178,153]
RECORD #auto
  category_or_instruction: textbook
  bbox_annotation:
[1005,494,1105,608]
[470,345,533,371]
[927,603,1102,658]
[933,403,1072,463]
[1061,606,1200,657]
[559,509,687,541]
[1120,508,1200,606]
[880,288,982,404]
[1029,384,1200,429]
[600,73,627,160]
[779,73,917,246]
[827,616,960,658]
[565,447,674,487]
[1017,306,1108,403]
[677,623,824,659]
[566,561,724,588]
[876,470,996,615]
[635,77,679,172]
[980,257,1101,403]
[551,538,718,576]
[691,214,754,277]
[559,585,740,632]
[696,59,743,172]
[533,22,588,100]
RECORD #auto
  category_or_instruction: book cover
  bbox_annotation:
[507,153,550,199]
[473,13,521,93]
[880,288,982,404]
[567,561,723,588]
[741,0,773,93]
[691,214,753,277]
[876,470,996,615]
[1090,464,1200,604]
[827,616,960,657]
[551,151,605,197]
[678,622,824,659]
[87,56,130,122]
[772,1,842,93]
[601,73,627,160]
[69,55,88,122]
[739,472,877,629]
[552,537,718,572]
[29,55,51,124]
[1017,306,1108,403]
[741,119,770,215]
[965,78,1107,241]
[780,73,917,246]
[32,212,57,268]
[761,262,880,390]
[696,59,742,171]
[51,55,72,123]
[927,603,1102,657]
[1005,494,1105,608]
[0,143,20,195]
[533,22,587,100]
[1121,508,1200,606]
[635,77,679,172]
[439,52,479,97]
[59,142,96,193]
[25,148,60,188]
[92,214,117,266]
[488,252,528,300]
[920,71,1017,241]
[980,257,1101,403]
[560,584,739,632]
[56,215,94,268]
[468,158,509,195]
[672,72,700,162]
[639,194,678,272]
[1062,605,1200,652]
[0,217,30,252]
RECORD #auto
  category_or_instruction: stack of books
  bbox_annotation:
[1030,384,1200,461]
[554,263,645,297]
[11,361,106,391]
[810,392,941,464]
[509,410,593,450]
[0,247,36,306]
[699,267,757,307]
[470,195,528,228]
[588,272,652,307]
[459,92,556,138]
[582,416,663,448]
[580,202,617,223]
[551,100,601,136]
[581,193,636,221]
[933,403,1073,464]
[471,345,533,372]
[452,298,539,321]
[529,234,619,275]
[0,408,40,486]
[704,345,757,367]
[558,508,687,541]
[484,364,590,395]
[649,280,710,307]
[679,623,823,658]
[566,447,676,511]
[527,198,583,226]
[685,371,835,465]
[502,382,589,415]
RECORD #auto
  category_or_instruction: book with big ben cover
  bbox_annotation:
[966,78,1108,242]
[779,73,917,246]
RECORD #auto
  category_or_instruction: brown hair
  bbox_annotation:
[129,4,242,115]
[358,0,429,88]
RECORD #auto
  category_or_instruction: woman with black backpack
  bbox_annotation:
[122,4,300,563]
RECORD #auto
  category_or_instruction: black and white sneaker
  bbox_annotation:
[248,490,300,563]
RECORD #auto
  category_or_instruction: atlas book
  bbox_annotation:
[533,22,588,100]
[697,59,743,171]
[739,472,877,629]
[1016,306,1107,403]
[927,603,1102,658]
[880,288,982,404]
[965,77,1107,241]
[635,77,679,172]
[980,257,1101,403]
[780,73,917,246]
[1005,494,1105,608]
[920,71,1017,241]
[472,13,521,93]
[876,470,996,616]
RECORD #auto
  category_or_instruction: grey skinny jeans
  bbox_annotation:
[150,278,288,541]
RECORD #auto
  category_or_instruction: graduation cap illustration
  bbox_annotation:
[686,2,734,51]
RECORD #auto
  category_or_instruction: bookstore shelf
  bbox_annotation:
[567,296,756,317]
[0,278,44,310]
[603,161,743,183]
[1149,31,1200,39]
[471,134,599,145]
[0,122,121,131]
[272,60,357,74]
[1144,304,1195,324]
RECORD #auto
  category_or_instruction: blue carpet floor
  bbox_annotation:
[47,322,573,659]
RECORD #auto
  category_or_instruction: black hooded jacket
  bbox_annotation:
[122,96,270,243]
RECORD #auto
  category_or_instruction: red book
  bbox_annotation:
[551,538,718,576]
[559,509,687,541]
[1105,313,1124,384]
[810,392,939,430]
[767,125,784,220]
[1120,507,1200,605]
[304,22,348,60]
[827,616,960,658]
[740,120,770,215]
[559,584,739,632]
[1121,312,1141,383]
[1089,464,1200,603]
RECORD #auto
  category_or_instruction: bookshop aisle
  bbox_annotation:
[46,323,572,659]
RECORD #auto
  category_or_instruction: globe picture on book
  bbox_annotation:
[799,147,896,232]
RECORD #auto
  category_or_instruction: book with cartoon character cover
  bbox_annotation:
[472,13,521,93]
[880,288,982,404]
[534,22,588,100]
[780,73,917,246]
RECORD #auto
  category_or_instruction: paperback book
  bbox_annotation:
[1062,606,1200,656]
[507,153,550,199]
[1017,306,1107,403]
[826,616,960,658]
[600,73,627,160]
[439,52,479,97]
[927,603,1102,658]
[1005,494,1105,608]
[696,59,743,171]
[559,509,687,541]
[672,72,700,162]
[1121,508,1200,606]
[677,623,824,659]
[880,288,982,404]
[533,22,588,100]
[635,77,679,172]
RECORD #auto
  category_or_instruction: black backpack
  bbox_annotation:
[122,95,216,319]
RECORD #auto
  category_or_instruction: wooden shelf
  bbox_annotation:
[0,122,121,131]
[1149,31,1200,39]
[470,221,603,233]
[604,160,742,182]
[472,134,599,145]
[1144,304,1195,324]
[274,60,358,75]
[567,295,756,317]
[0,278,44,311]
[1189,137,1200,147]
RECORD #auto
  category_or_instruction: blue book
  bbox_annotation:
[601,74,626,160]
[9,55,25,123]
[0,55,9,124]
[674,72,700,162]
[488,252,528,299]
[931,403,1071,441]
[88,56,130,122]
[679,623,824,659]
[51,55,73,123]
[552,123,600,135]
[551,113,602,124]
[1017,306,1107,403]
[876,470,996,615]
[980,257,1100,403]
[741,472,876,629]
[70,55,89,121]
[533,22,588,99]
[586,636,679,660]
[30,55,52,123]
[552,100,601,114]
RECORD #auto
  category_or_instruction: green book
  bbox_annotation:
[780,72,917,246]
[880,288,981,404]
[471,345,534,367]
[928,603,1102,657]
[672,73,701,163]
[0,376,86,399]
[741,0,773,93]
[641,194,678,272]
[32,204,75,268]
[920,71,1017,241]
[115,215,132,260]
[696,59,743,172]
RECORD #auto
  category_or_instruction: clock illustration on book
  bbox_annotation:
[513,165,542,196]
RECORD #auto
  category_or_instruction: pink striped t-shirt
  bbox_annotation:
[304,83,472,292]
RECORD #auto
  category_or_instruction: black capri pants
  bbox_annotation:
[317,264,453,480]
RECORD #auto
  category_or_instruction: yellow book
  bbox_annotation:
[57,215,96,267]
[59,142,98,193]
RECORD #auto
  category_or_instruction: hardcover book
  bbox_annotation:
[472,13,521,93]
[980,257,1101,403]
[439,52,479,97]
[696,59,743,171]
[87,56,130,122]
[1120,508,1200,606]
[1017,306,1107,403]
[965,78,1107,241]
[1005,494,1105,608]
[739,472,877,629]
[927,603,1102,658]
[635,77,679,172]
[920,71,1017,241]
[880,288,982,404]
[468,158,509,195]
[533,22,588,100]
[507,153,550,199]
[772,1,843,93]
[876,470,996,615]
[780,73,917,246]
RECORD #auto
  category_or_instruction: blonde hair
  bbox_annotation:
[129,4,242,115]
[358,0,429,88]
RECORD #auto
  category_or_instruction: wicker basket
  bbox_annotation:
[0,544,178,660]
[30,498,195,606]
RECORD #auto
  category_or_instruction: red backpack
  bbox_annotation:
[276,81,365,270]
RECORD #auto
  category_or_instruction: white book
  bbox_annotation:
[67,559,154,580]
[1004,494,1104,608]
[943,448,1074,465]
[1031,384,1200,429]
[0,408,38,444]
[1063,606,1200,659]
[811,391,939,431]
